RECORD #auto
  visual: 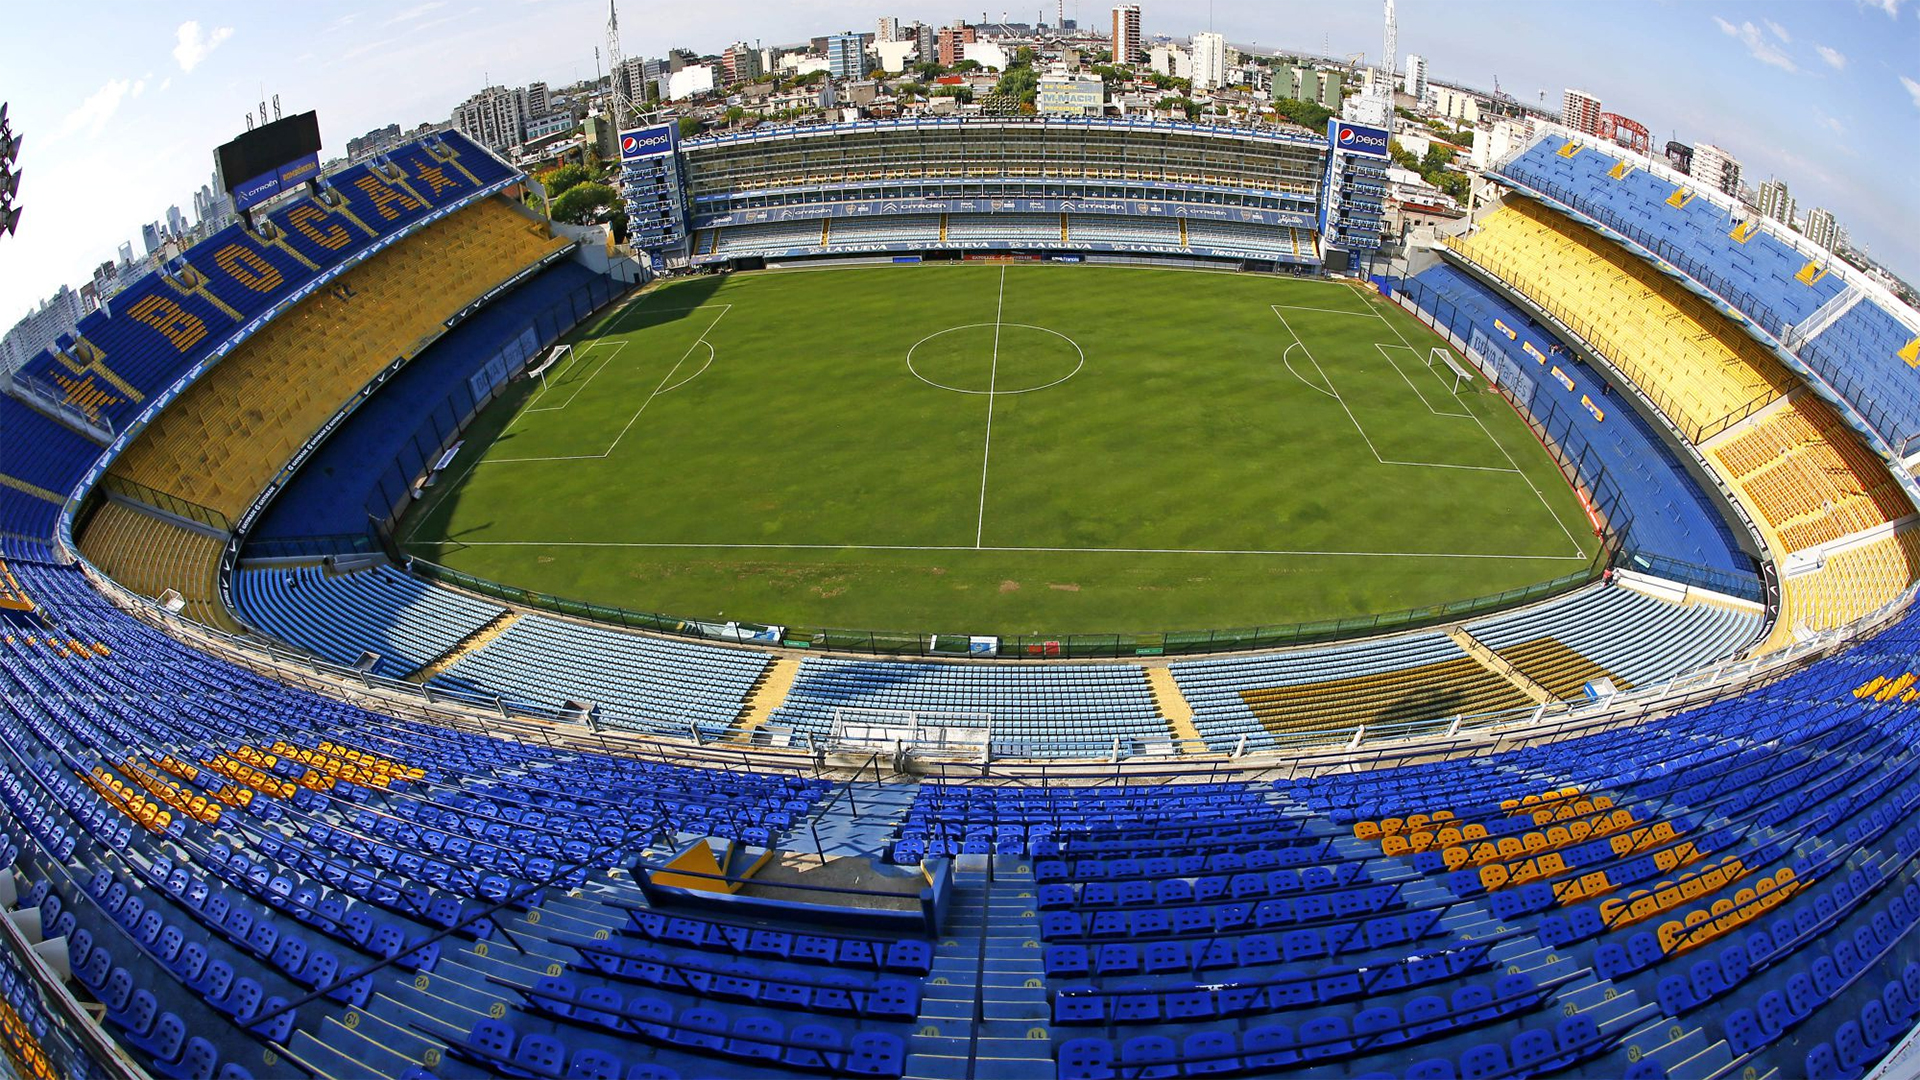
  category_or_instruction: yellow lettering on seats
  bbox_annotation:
[213,243,284,293]
[126,295,208,353]
[413,164,460,197]
[353,172,424,219]
[286,204,352,250]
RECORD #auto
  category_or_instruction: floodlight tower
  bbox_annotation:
[1381,0,1397,139]
[606,0,632,127]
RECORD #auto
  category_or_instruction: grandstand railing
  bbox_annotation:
[89,472,233,535]
[56,527,1918,777]
[0,874,149,1080]
[400,552,1607,661]
[1438,242,1779,445]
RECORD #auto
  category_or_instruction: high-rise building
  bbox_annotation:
[1561,89,1603,136]
[0,284,85,377]
[723,42,763,84]
[1756,178,1795,226]
[165,205,187,238]
[1111,5,1142,64]
[1691,142,1741,198]
[911,22,937,65]
[937,22,975,67]
[451,85,531,152]
[1404,54,1428,102]
[877,16,899,42]
[1803,207,1840,251]
[526,81,549,117]
[826,33,865,80]
[1663,140,1693,175]
[1190,32,1228,91]
[140,222,161,255]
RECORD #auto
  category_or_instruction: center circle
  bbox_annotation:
[906,323,1085,395]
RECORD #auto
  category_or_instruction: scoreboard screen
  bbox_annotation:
[217,112,323,209]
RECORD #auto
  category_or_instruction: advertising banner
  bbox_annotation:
[620,124,679,161]
[1327,119,1391,159]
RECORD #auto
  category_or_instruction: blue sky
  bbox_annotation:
[2,0,1916,321]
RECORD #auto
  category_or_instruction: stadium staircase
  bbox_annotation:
[732,657,803,743]
[1443,626,1554,705]
[1144,665,1203,749]
[76,499,236,632]
[403,610,521,684]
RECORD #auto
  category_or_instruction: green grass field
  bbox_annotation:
[399,264,1599,636]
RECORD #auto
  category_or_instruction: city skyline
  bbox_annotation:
[1,0,1916,321]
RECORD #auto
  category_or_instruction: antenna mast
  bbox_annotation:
[1381,0,1397,138]
[606,0,632,127]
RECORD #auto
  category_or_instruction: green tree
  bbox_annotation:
[913,61,946,81]
[724,105,746,127]
[1156,96,1200,121]
[1422,144,1454,173]
[953,59,982,73]
[1013,46,1037,68]
[994,64,1039,105]
[678,115,702,139]
[1271,96,1333,132]
[549,181,620,226]
[537,163,593,200]
[1388,139,1420,171]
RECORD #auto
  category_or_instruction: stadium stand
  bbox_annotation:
[234,564,507,679]
[1397,262,1757,580]
[12,112,1920,1080]
[74,500,233,630]
[1495,129,1920,459]
[104,197,569,521]
[1708,395,1913,555]
[427,613,772,738]
[1172,584,1761,753]
[1446,198,1797,441]
[9,132,515,434]
[761,657,1169,757]
[248,259,618,542]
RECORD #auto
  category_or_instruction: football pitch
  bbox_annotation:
[399,264,1599,637]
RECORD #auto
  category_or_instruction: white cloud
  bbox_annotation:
[56,79,131,140]
[1903,74,1920,110]
[172,21,235,73]
[1816,113,1846,135]
[1862,0,1900,15]
[1816,45,1848,70]
[130,79,147,99]
[1763,18,1790,42]
[158,77,173,93]
[384,1,447,25]
[1714,16,1799,72]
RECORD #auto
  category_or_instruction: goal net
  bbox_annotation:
[526,344,572,386]
[1426,346,1475,395]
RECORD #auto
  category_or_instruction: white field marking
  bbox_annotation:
[485,304,733,464]
[655,340,715,395]
[976,266,1006,548]
[1271,303,1388,319]
[1281,340,1338,399]
[1369,299,1592,558]
[443,539,1592,560]
[905,323,1085,395]
[1375,343,1473,419]
[522,341,629,414]
[1270,306,1520,475]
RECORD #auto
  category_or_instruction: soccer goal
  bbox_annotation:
[1426,346,1476,394]
[526,343,572,388]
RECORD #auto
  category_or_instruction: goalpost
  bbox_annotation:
[526,344,572,388]
[1426,346,1476,395]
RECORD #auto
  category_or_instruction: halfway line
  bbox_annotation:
[976,266,1005,548]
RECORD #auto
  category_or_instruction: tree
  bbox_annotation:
[913,61,946,81]
[537,163,593,201]
[1157,96,1200,121]
[678,115,702,139]
[952,59,982,73]
[994,64,1039,106]
[1422,144,1454,173]
[549,182,621,226]
[1271,96,1333,132]
[1013,46,1037,68]
[724,105,746,127]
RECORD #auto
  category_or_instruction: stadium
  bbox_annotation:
[2,9,1920,1080]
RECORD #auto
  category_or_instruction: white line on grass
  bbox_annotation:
[444,539,1591,560]
[1270,306,1520,474]
[1370,301,1592,558]
[1375,342,1472,419]
[486,304,733,463]
[975,266,1005,548]
[522,341,628,414]
[1271,303,1388,319]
